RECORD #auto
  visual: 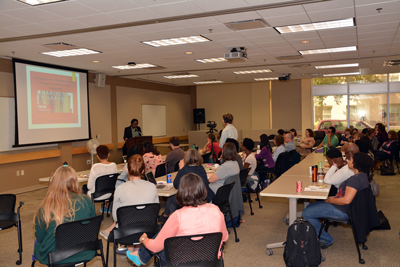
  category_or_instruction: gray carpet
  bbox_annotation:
[1,172,399,267]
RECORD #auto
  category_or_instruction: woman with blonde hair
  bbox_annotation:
[100,155,159,253]
[33,165,96,265]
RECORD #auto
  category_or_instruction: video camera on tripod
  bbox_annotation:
[206,121,218,134]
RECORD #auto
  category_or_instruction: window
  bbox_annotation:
[323,106,332,120]
[313,95,348,132]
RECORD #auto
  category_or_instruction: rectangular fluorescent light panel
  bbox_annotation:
[315,63,359,69]
[299,46,357,55]
[275,18,354,34]
[142,36,210,47]
[254,77,279,81]
[233,69,273,74]
[194,81,223,84]
[323,72,360,77]
[111,64,157,70]
[18,0,66,5]
[41,48,100,57]
[164,74,199,79]
[196,58,227,63]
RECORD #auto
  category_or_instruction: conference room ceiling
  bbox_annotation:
[1,0,400,86]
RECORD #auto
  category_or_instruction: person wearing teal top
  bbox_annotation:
[33,165,96,266]
[316,126,339,149]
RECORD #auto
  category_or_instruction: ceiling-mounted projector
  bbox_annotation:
[224,47,247,63]
[279,73,291,81]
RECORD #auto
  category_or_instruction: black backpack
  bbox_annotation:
[283,219,322,267]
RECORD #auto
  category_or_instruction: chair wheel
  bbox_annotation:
[283,217,289,225]
[16,260,21,265]
[359,259,365,264]
[266,248,273,256]
[251,212,254,215]
[235,238,240,242]
[259,205,263,209]
[321,254,325,261]
[362,245,368,250]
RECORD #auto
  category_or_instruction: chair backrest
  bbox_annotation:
[0,194,17,221]
[92,173,119,200]
[288,150,301,166]
[174,161,180,172]
[202,153,211,164]
[239,168,251,187]
[155,163,166,178]
[213,182,235,209]
[49,215,103,265]
[314,131,326,140]
[274,152,287,178]
[114,203,160,243]
[164,233,223,267]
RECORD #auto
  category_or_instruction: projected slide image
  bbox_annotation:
[27,68,81,129]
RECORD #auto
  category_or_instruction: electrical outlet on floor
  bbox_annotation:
[21,170,24,175]
[87,160,91,165]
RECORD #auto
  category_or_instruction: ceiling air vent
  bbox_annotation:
[383,60,400,67]
[289,64,311,68]
[42,42,76,50]
[276,55,303,60]
[225,19,270,31]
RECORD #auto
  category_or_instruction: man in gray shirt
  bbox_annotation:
[165,136,185,173]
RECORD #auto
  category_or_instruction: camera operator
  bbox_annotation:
[219,113,238,148]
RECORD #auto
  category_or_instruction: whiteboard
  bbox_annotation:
[142,104,166,137]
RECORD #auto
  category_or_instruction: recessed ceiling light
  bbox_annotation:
[185,51,194,55]
[300,40,310,44]
[254,77,279,81]
[233,69,273,74]
[323,72,360,77]
[195,57,227,63]
[17,0,67,6]
[93,60,100,63]
[141,36,211,47]
[275,18,354,34]
[164,74,199,79]
[194,81,223,84]
[111,63,157,70]
[299,46,357,55]
[41,48,101,57]
[315,63,359,69]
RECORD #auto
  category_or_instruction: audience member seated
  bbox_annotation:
[255,134,275,172]
[116,145,141,187]
[374,130,398,164]
[100,155,159,251]
[34,165,96,265]
[284,132,296,152]
[289,128,300,145]
[324,148,355,196]
[219,113,238,148]
[165,136,185,173]
[202,133,221,162]
[375,123,388,149]
[352,128,359,135]
[355,135,374,156]
[209,143,240,194]
[225,138,244,171]
[367,128,379,151]
[83,145,117,197]
[126,173,229,266]
[273,135,286,162]
[362,128,368,135]
[340,128,352,145]
[315,126,339,150]
[296,129,315,156]
[277,129,284,136]
[302,152,373,249]
[241,138,257,176]
[143,141,163,175]
[160,149,214,223]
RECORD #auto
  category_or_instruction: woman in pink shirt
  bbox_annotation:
[126,173,229,266]
[142,141,163,175]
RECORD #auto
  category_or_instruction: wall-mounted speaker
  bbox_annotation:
[95,73,106,87]
[193,108,205,124]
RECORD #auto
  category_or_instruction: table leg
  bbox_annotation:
[303,200,310,209]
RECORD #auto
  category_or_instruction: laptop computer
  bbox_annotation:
[145,171,173,191]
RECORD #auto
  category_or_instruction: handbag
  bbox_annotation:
[380,163,395,175]
[370,179,380,196]
[372,210,391,230]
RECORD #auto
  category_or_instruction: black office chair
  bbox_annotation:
[0,194,24,265]
[163,233,224,267]
[317,187,381,264]
[91,173,119,217]
[256,158,274,189]
[274,152,288,179]
[201,152,211,164]
[239,168,262,215]
[213,182,239,242]
[155,163,167,178]
[174,161,180,172]
[32,215,106,267]
[106,203,161,267]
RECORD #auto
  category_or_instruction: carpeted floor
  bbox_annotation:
[1,171,399,267]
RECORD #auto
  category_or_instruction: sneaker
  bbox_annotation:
[117,244,127,251]
[100,230,109,240]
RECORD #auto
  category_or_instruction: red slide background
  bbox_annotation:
[30,71,79,125]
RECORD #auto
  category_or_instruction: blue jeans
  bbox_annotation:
[302,202,349,245]
[138,233,166,266]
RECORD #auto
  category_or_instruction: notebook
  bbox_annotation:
[145,171,173,191]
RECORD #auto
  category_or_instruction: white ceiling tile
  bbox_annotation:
[0,13,30,27]
[303,0,354,13]
[281,31,320,41]
[147,2,204,16]
[307,7,354,22]
[191,0,249,12]
[358,30,396,40]
[139,22,184,33]
[290,42,326,50]
[154,28,199,39]
[202,32,243,41]
[132,0,189,7]
[249,35,287,44]
[0,0,29,11]
[79,0,142,12]
[301,54,333,60]
[358,43,391,51]
[256,5,306,17]
[358,37,394,45]
[39,1,102,18]
[317,27,356,38]
[121,32,163,42]
[320,35,357,44]
[359,49,390,57]
[355,0,399,6]
[0,27,25,38]
[107,8,162,23]
[188,24,233,35]
[329,51,359,59]
[357,22,400,34]
[356,12,400,26]
[38,19,89,31]
[72,14,124,27]
[7,23,55,35]
[265,13,311,27]
[108,26,147,36]
[3,7,64,23]
[323,40,358,47]
[176,17,221,28]
[215,38,255,47]
[237,27,278,38]
[355,1,400,17]
[214,11,261,23]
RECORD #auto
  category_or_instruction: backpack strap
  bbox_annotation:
[302,224,310,267]
[288,224,299,266]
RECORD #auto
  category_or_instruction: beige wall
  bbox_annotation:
[301,79,312,136]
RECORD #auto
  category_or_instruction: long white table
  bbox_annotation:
[260,152,331,254]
